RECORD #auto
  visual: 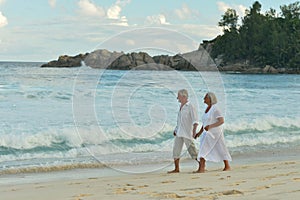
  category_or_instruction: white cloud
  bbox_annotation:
[146,14,170,25]
[113,16,128,26]
[217,1,229,13]
[174,3,200,20]
[48,0,56,8]
[0,12,8,28]
[95,28,201,55]
[107,0,130,26]
[217,1,247,18]
[236,4,247,15]
[107,4,121,19]
[78,0,129,26]
[0,0,5,5]
[181,24,222,40]
[78,0,105,17]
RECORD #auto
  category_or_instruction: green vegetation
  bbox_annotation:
[208,1,300,69]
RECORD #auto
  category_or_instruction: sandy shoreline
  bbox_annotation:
[1,156,300,200]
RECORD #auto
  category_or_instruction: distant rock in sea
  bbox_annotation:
[41,48,217,71]
[41,53,89,68]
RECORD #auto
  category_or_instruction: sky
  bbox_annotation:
[0,0,297,62]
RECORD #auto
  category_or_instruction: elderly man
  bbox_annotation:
[168,89,198,173]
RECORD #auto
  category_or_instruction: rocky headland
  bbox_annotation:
[41,48,299,74]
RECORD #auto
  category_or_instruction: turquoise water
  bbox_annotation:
[0,62,299,174]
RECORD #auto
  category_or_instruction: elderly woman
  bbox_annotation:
[194,92,232,173]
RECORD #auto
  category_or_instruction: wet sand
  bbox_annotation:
[1,158,300,200]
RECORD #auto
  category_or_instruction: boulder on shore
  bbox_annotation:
[262,65,278,73]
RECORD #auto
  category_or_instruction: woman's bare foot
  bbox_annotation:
[193,166,205,173]
[223,167,231,171]
[193,169,205,173]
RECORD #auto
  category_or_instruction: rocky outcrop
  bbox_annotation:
[218,63,300,74]
[262,65,278,73]
[40,48,300,73]
[84,49,124,69]
[40,49,216,71]
[218,64,271,73]
[107,52,156,70]
[41,53,89,68]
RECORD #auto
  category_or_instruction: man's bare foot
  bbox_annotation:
[168,169,179,173]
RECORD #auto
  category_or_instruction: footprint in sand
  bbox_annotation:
[152,192,185,199]
[221,190,244,195]
[115,187,136,194]
[180,187,212,194]
[262,172,298,181]
[208,190,243,197]
[161,180,176,184]
[114,183,148,194]
[137,185,149,188]
[73,193,93,199]
[256,185,271,190]
[227,180,246,186]
[219,175,231,180]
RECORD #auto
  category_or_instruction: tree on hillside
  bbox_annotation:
[280,1,300,19]
[210,0,300,70]
[280,1,300,68]
[239,1,268,66]
[218,8,239,31]
[211,8,240,63]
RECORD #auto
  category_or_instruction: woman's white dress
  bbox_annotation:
[197,104,232,162]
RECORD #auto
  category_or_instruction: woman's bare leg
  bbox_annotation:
[194,158,206,173]
[223,160,231,171]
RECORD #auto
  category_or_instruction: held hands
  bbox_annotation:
[193,129,203,139]
[193,132,200,139]
[194,126,204,139]
[194,125,214,138]
[204,125,210,131]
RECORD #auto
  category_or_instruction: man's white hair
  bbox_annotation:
[178,89,188,98]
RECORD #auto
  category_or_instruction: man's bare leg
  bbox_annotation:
[168,158,180,173]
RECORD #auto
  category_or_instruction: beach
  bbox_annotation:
[1,153,300,200]
[1,1,300,199]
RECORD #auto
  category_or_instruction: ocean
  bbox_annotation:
[0,62,300,175]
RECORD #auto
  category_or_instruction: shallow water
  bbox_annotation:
[0,62,299,174]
